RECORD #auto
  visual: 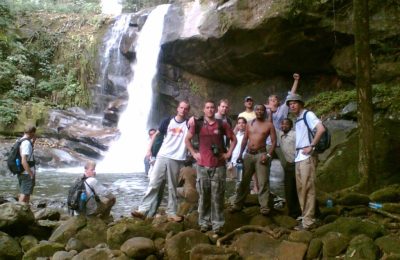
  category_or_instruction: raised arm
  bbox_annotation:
[290,73,300,94]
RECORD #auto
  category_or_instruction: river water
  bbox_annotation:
[0,159,285,218]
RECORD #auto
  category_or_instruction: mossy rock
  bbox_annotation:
[306,238,322,260]
[382,203,400,214]
[323,214,339,224]
[0,231,23,259]
[370,186,400,203]
[190,244,240,260]
[164,229,209,260]
[106,218,166,249]
[271,214,298,229]
[288,230,313,244]
[314,217,386,239]
[321,232,350,257]
[337,193,370,206]
[345,234,379,260]
[249,214,273,226]
[48,215,87,245]
[75,217,108,248]
[347,206,369,217]
[22,242,65,260]
[375,234,400,255]
[19,235,39,253]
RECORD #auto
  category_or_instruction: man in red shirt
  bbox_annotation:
[185,100,237,235]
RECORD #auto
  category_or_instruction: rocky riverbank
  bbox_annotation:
[1,185,400,259]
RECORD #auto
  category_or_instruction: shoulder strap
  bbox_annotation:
[83,178,97,196]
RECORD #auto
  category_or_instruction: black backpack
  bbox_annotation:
[300,110,331,153]
[7,138,31,175]
[67,176,87,212]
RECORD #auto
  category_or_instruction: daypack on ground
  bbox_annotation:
[7,138,30,175]
[67,176,87,211]
[302,110,331,153]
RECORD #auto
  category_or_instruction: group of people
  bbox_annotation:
[132,73,326,234]
[14,73,325,232]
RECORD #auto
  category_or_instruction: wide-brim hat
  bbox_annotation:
[285,94,304,106]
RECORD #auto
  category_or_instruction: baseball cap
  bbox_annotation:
[244,96,253,102]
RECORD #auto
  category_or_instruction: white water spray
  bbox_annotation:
[98,5,170,173]
[101,0,123,15]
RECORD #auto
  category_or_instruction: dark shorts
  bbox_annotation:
[17,174,35,195]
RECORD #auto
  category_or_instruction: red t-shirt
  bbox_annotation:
[190,120,234,167]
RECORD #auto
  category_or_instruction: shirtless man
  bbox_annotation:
[230,105,276,215]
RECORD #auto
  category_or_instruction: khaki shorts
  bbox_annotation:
[17,174,35,195]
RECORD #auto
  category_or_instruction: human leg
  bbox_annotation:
[284,162,301,218]
[18,174,34,203]
[296,157,317,228]
[255,153,270,214]
[232,154,255,210]
[210,166,226,231]
[165,159,183,218]
[197,166,211,230]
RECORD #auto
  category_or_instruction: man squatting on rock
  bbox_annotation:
[286,94,325,230]
[230,104,277,215]
[132,100,190,222]
[185,100,237,235]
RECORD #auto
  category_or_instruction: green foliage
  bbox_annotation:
[0,99,19,125]
[6,74,35,100]
[5,0,101,15]
[0,61,20,92]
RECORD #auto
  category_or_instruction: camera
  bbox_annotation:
[211,144,220,156]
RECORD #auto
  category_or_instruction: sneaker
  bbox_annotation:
[167,215,184,222]
[296,216,303,221]
[294,223,309,231]
[131,211,146,220]
[228,205,242,213]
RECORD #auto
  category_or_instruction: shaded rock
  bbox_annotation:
[152,215,184,235]
[306,238,322,260]
[314,217,386,239]
[70,247,113,260]
[49,215,87,245]
[27,222,54,241]
[107,218,166,249]
[37,219,61,229]
[20,235,39,252]
[249,214,274,226]
[224,209,250,233]
[52,250,77,260]
[323,214,340,224]
[153,237,165,252]
[34,208,61,221]
[277,240,308,260]
[231,232,280,259]
[190,243,240,260]
[242,206,262,217]
[65,238,87,252]
[321,232,350,257]
[164,229,209,260]
[272,214,298,229]
[370,186,400,203]
[0,202,35,234]
[75,217,107,248]
[341,101,358,119]
[288,230,313,244]
[23,241,65,260]
[337,193,370,206]
[120,237,156,258]
[382,203,400,214]
[375,234,400,255]
[345,234,379,260]
[0,231,23,259]
[182,210,199,230]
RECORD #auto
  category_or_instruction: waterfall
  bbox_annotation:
[101,0,123,15]
[98,5,170,173]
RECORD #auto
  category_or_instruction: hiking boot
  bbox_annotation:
[131,210,146,220]
[167,215,183,222]
[228,205,242,213]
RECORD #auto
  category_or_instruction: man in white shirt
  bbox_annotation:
[286,94,325,230]
[17,126,36,204]
[132,101,190,222]
[228,117,247,184]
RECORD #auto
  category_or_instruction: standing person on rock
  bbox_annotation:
[185,100,237,235]
[17,126,37,204]
[276,118,301,219]
[230,105,276,216]
[286,94,325,230]
[132,100,190,222]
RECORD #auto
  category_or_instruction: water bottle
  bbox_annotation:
[16,158,21,171]
[80,192,87,202]
[368,202,383,209]
[326,199,333,208]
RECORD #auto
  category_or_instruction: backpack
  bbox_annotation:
[300,110,331,153]
[67,176,88,212]
[7,138,31,175]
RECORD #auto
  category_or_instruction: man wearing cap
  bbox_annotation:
[238,96,256,123]
[286,94,325,230]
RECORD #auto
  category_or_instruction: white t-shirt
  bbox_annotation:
[294,110,321,162]
[84,177,113,215]
[157,117,188,161]
[20,139,34,175]
[230,131,245,166]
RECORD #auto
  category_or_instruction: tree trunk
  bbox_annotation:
[354,0,374,192]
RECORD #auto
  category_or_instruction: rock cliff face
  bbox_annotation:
[152,0,399,115]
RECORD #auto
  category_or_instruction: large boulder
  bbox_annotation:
[276,240,308,260]
[49,216,87,245]
[321,232,350,258]
[0,202,35,235]
[34,208,61,221]
[345,234,379,260]
[75,217,108,248]
[120,237,156,259]
[0,231,23,259]
[164,229,209,260]
[230,232,280,258]
[20,235,39,252]
[375,234,400,255]
[22,241,65,260]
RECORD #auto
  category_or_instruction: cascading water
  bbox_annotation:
[98,5,171,173]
